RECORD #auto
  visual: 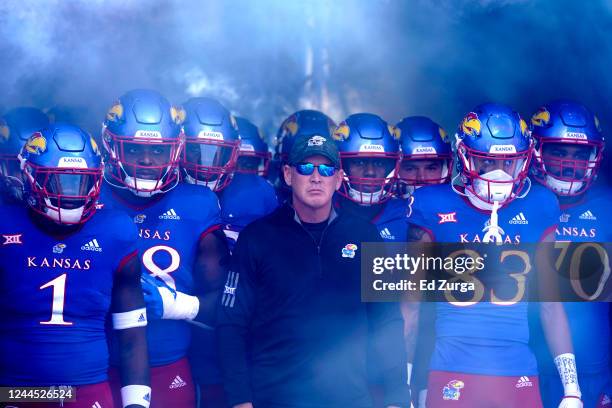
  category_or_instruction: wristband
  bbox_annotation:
[121,384,151,408]
[112,308,147,330]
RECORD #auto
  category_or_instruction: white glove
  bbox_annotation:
[141,274,199,320]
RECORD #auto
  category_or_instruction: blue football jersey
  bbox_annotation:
[533,184,612,375]
[217,173,278,251]
[408,183,560,376]
[100,182,221,366]
[0,205,137,385]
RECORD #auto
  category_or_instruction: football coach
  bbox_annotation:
[216,133,410,408]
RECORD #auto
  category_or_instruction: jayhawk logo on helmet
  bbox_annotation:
[90,136,100,154]
[24,132,47,155]
[388,125,401,140]
[594,115,602,132]
[170,106,186,125]
[106,101,124,122]
[461,112,481,137]
[439,127,448,141]
[530,107,550,127]
[332,121,350,141]
[283,114,299,137]
[0,121,9,143]
[519,118,529,136]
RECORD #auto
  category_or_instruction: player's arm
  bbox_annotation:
[112,251,151,408]
[191,228,231,325]
[537,231,582,407]
[140,227,230,326]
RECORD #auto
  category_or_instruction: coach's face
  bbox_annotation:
[284,155,342,210]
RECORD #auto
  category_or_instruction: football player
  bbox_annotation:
[178,98,273,407]
[529,100,610,408]
[395,115,453,407]
[396,116,452,198]
[218,116,278,251]
[0,107,49,203]
[0,123,150,407]
[407,103,582,408]
[100,89,228,408]
[272,109,336,203]
[332,113,417,406]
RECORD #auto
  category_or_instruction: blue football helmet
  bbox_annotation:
[180,97,239,191]
[19,123,103,224]
[396,116,452,197]
[333,113,400,204]
[530,100,605,196]
[454,103,533,207]
[235,117,271,177]
[0,107,49,200]
[102,89,184,197]
[275,110,336,163]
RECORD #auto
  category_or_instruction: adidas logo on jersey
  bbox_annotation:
[509,212,528,225]
[600,394,611,406]
[379,228,395,240]
[81,239,102,252]
[92,402,102,408]
[159,209,180,220]
[169,375,187,389]
[515,376,533,388]
[579,210,596,220]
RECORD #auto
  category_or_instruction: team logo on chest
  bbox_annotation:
[342,243,358,258]
[559,213,570,223]
[134,214,147,224]
[53,243,66,254]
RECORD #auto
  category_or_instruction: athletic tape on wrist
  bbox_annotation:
[121,384,151,408]
[112,308,147,330]
[163,291,200,320]
[554,353,581,397]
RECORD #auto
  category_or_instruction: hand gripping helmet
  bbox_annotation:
[180,97,240,191]
[235,117,271,177]
[454,103,533,208]
[530,100,605,196]
[0,107,50,200]
[19,123,103,224]
[102,89,184,197]
[333,113,400,204]
[396,116,452,197]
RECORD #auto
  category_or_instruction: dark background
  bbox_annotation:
[1,0,610,183]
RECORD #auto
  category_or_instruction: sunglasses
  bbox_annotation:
[295,162,337,177]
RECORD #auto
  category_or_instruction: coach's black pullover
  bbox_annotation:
[216,203,410,408]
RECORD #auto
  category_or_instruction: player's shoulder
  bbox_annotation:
[167,183,221,219]
[524,182,559,208]
[0,203,29,229]
[411,184,459,211]
[85,207,138,239]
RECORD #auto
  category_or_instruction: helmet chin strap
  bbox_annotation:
[482,200,504,244]
[182,169,230,191]
[545,175,584,195]
[42,198,86,224]
[348,184,384,205]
